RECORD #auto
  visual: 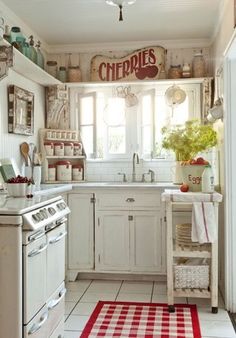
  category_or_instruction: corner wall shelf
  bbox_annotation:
[1,39,62,86]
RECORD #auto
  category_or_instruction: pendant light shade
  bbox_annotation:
[105,0,136,21]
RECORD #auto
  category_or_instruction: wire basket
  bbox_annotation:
[174,264,209,289]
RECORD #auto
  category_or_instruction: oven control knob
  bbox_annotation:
[32,214,38,222]
[42,208,48,218]
[61,202,66,209]
[48,207,56,215]
[37,212,43,221]
[56,203,62,210]
[39,210,46,220]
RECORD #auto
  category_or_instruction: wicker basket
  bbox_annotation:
[174,264,209,289]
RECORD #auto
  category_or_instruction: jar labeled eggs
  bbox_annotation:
[54,142,64,156]
[56,161,72,181]
[74,142,82,156]
[64,142,74,156]
[44,141,54,156]
[72,164,83,181]
[48,164,56,181]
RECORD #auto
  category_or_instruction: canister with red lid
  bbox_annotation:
[54,142,64,156]
[44,141,54,156]
[56,160,72,181]
[72,164,83,181]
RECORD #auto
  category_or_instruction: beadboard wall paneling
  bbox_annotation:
[0,68,45,174]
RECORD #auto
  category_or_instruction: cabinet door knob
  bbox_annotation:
[126,198,135,202]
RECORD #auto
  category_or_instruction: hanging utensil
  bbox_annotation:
[20,142,30,166]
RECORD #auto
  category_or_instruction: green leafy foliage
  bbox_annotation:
[161,120,217,161]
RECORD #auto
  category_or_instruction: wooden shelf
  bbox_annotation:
[173,250,211,258]
[2,39,61,86]
[46,156,85,159]
[44,180,86,184]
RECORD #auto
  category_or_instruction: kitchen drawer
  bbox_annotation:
[96,191,161,210]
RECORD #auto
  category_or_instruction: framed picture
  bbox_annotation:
[8,85,34,135]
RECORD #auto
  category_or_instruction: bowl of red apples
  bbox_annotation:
[6,175,32,197]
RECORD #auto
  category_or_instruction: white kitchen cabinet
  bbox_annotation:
[96,190,164,274]
[96,211,130,271]
[67,193,94,281]
[130,211,162,272]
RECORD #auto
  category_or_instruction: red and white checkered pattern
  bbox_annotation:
[80,301,201,338]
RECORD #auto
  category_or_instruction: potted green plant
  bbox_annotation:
[161,120,217,184]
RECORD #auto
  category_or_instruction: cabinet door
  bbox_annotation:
[68,193,94,272]
[130,211,162,272]
[96,211,129,271]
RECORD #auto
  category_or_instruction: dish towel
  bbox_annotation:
[191,202,217,243]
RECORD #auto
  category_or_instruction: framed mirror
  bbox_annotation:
[8,85,34,135]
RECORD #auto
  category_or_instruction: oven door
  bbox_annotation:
[23,234,47,324]
[46,222,67,298]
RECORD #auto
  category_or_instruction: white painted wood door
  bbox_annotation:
[96,211,129,271]
[130,211,162,272]
[68,193,94,272]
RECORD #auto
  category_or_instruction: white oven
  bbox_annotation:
[0,195,70,338]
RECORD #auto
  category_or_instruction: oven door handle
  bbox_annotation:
[28,243,48,257]
[49,231,67,244]
[47,288,67,310]
[28,310,49,335]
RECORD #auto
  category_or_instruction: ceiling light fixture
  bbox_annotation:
[105,0,136,21]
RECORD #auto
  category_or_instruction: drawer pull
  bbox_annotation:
[126,198,135,202]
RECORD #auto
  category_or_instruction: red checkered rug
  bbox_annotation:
[80,301,201,338]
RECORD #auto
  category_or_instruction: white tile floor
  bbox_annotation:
[64,279,236,338]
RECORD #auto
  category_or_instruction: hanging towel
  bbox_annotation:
[191,202,217,243]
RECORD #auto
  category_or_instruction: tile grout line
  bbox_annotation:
[65,279,94,321]
[115,280,124,301]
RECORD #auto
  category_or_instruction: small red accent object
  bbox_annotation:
[180,184,189,192]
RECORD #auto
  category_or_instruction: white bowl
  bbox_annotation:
[7,183,28,197]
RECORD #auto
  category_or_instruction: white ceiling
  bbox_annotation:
[1,0,223,47]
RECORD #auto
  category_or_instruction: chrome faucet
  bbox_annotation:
[118,172,127,182]
[132,152,140,182]
[148,169,155,182]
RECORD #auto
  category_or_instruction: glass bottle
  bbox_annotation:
[35,41,45,69]
[28,35,37,64]
[22,41,30,59]
[16,36,26,54]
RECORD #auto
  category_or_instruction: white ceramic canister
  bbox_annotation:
[48,164,56,181]
[74,142,82,156]
[72,164,83,181]
[44,141,54,156]
[56,160,72,181]
[54,142,64,156]
[202,165,214,193]
[64,142,74,156]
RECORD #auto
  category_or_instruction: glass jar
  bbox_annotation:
[58,66,67,82]
[68,66,81,82]
[56,161,72,181]
[168,65,182,79]
[10,26,23,44]
[72,164,83,181]
[64,142,74,156]
[182,63,191,78]
[48,164,56,181]
[192,53,206,78]
[46,60,57,78]
[16,36,26,54]
[54,142,64,156]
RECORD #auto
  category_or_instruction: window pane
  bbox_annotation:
[142,126,151,154]
[171,97,189,124]
[142,95,152,125]
[108,126,125,154]
[80,97,94,125]
[81,126,93,155]
[104,98,125,126]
